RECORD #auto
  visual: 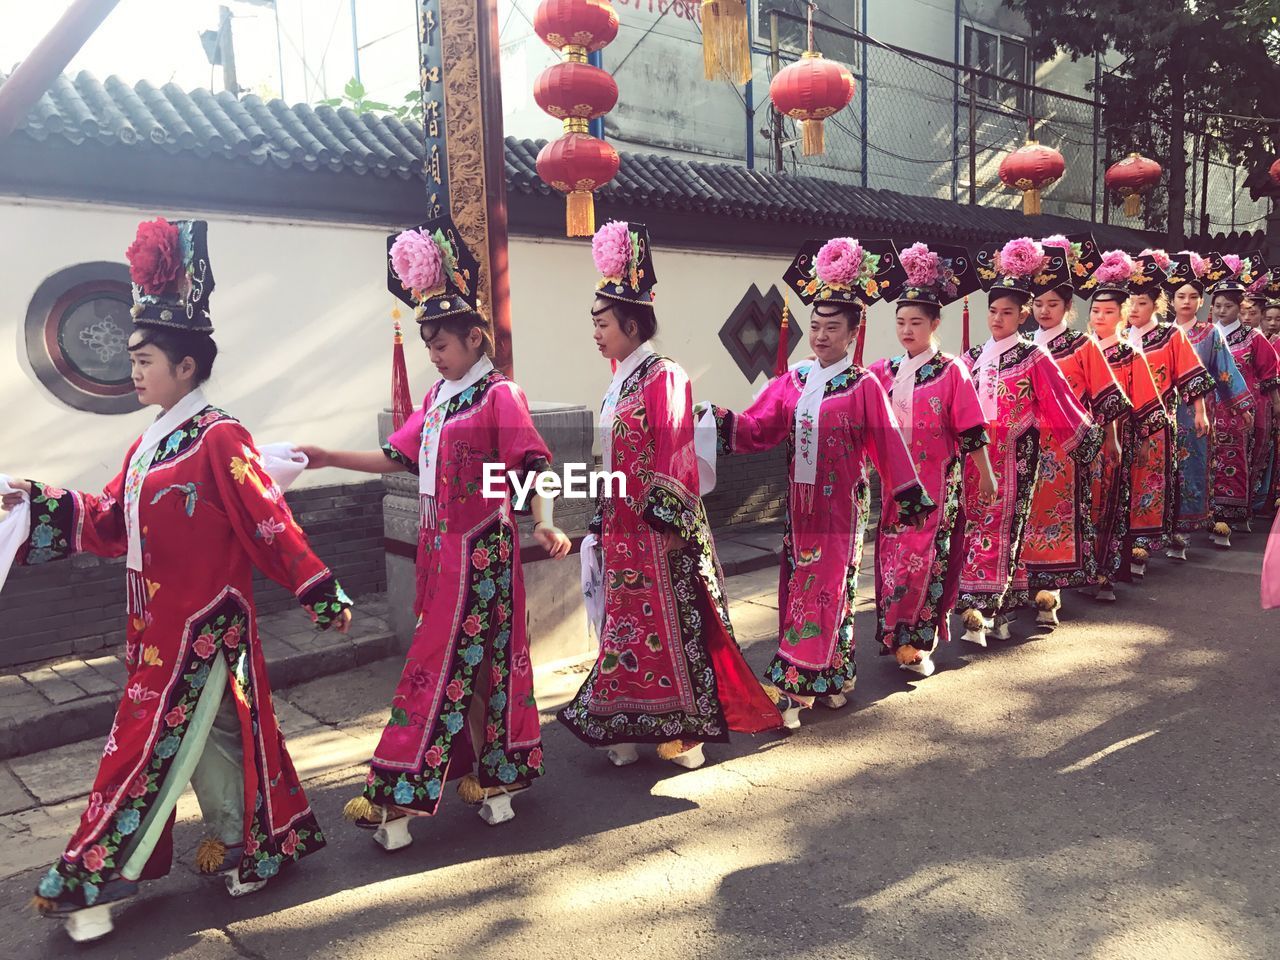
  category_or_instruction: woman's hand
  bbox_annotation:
[2,479,32,510]
[334,609,352,634]
[1194,407,1211,438]
[533,523,572,559]
[977,469,998,504]
[1243,410,1255,430]
[663,529,687,553]
[296,445,331,469]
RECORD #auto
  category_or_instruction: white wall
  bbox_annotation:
[0,198,397,492]
[1,198,991,492]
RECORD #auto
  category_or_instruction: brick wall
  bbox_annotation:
[0,480,385,669]
[703,445,790,528]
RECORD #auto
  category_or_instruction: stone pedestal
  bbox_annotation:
[378,403,597,669]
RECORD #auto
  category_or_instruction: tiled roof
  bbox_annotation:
[8,70,1152,246]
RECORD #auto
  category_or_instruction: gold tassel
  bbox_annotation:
[31,896,57,914]
[457,773,486,805]
[701,0,752,85]
[895,644,921,666]
[1123,194,1141,217]
[1022,187,1042,216]
[1132,547,1150,563]
[194,837,227,873]
[961,608,986,631]
[760,682,783,705]
[565,191,595,238]
[1213,521,1232,537]
[801,118,825,156]
[343,796,380,823]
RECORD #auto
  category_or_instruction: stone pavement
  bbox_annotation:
[0,529,803,890]
[1,531,1277,959]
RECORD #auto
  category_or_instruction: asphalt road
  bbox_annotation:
[1,531,1277,960]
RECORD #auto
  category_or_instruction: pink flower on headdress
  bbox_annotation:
[1223,253,1242,275]
[815,237,864,287]
[389,228,444,296]
[1248,272,1269,295]
[592,220,632,281]
[1141,248,1172,271]
[1041,234,1070,249]
[1094,249,1135,284]
[900,242,940,287]
[1178,251,1207,277]
[998,237,1046,277]
[126,217,185,296]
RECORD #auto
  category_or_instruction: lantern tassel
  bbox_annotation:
[701,0,752,85]
[391,317,413,430]
[853,314,866,367]
[775,295,791,376]
[1022,187,1042,216]
[1123,194,1141,217]
[565,191,595,238]
[962,296,970,352]
[801,118,825,156]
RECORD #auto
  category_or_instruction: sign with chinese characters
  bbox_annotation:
[418,0,448,219]
[417,0,514,375]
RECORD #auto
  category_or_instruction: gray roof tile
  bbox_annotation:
[7,70,1162,247]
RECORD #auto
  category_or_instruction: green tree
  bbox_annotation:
[1004,0,1280,245]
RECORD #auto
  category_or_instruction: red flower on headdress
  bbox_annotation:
[126,218,185,296]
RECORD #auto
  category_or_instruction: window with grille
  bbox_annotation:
[964,25,1028,112]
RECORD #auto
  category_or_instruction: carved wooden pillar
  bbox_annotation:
[418,0,514,377]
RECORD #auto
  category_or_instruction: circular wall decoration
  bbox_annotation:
[25,262,141,415]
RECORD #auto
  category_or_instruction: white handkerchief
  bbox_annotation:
[579,532,606,640]
[0,475,32,595]
[258,443,309,493]
[694,406,718,495]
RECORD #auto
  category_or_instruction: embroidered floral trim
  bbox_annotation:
[957,423,989,454]
[382,443,417,473]
[300,576,353,629]
[366,519,543,812]
[23,482,78,564]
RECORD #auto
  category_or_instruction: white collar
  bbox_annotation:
[1096,333,1121,350]
[430,355,494,411]
[978,333,1021,364]
[1133,318,1159,337]
[1033,321,1069,346]
[1215,319,1241,337]
[608,343,655,392]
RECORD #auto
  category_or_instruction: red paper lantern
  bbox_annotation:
[534,0,620,235]
[769,52,855,157]
[533,62,618,132]
[534,0,619,60]
[536,133,620,237]
[1269,157,1280,188]
[1105,152,1162,218]
[998,141,1065,216]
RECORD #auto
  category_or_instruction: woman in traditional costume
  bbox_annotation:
[3,219,352,943]
[301,218,570,849]
[867,243,994,678]
[1083,252,1171,602]
[1163,252,1251,556]
[704,237,934,724]
[1243,268,1280,517]
[1205,254,1280,541]
[1021,235,1127,627]
[956,237,1100,647]
[1259,272,1280,512]
[559,222,782,763]
[1121,255,1214,569]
